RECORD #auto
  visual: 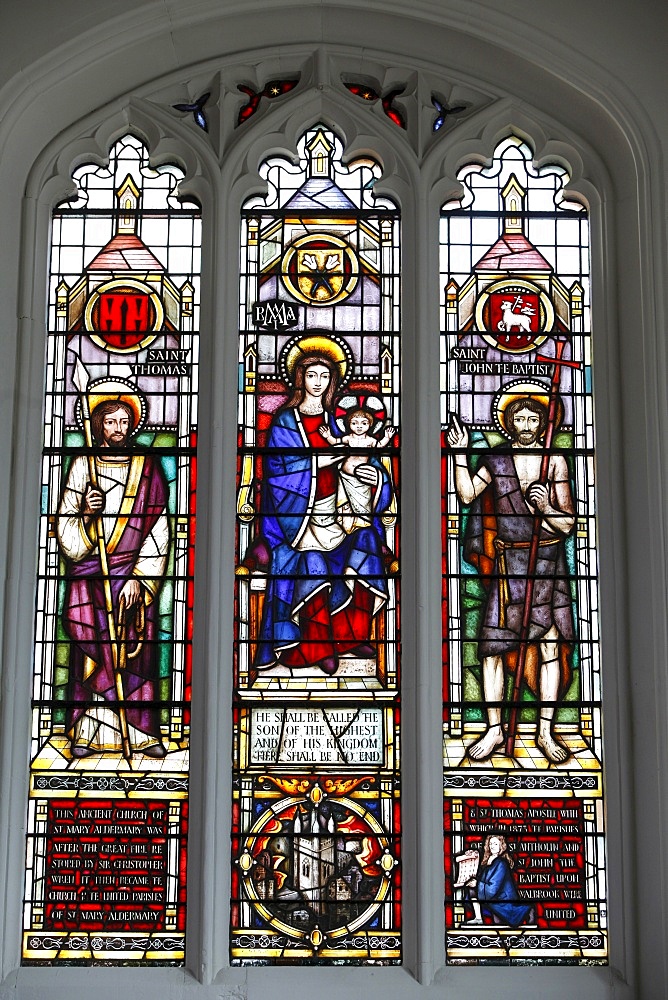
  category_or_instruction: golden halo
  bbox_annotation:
[494,380,562,438]
[281,333,351,384]
[78,377,146,435]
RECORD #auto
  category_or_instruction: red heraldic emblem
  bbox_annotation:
[488,291,541,351]
[92,288,155,350]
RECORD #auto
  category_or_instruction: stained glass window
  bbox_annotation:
[441,137,607,965]
[232,125,401,964]
[23,135,200,965]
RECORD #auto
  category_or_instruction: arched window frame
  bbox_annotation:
[0,7,664,999]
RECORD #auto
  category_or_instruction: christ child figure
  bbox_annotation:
[319,408,396,533]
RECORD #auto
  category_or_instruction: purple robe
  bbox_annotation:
[62,454,168,738]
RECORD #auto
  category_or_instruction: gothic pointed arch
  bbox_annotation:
[0,4,664,998]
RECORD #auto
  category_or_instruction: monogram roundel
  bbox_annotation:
[281,234,359,306]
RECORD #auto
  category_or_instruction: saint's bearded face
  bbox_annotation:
[511,407,541,446]
[101,407,130,447]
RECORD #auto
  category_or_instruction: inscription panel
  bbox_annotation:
[249,708,384,765]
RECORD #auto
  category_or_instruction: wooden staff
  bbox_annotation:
[72,356,133,764]
[505,340,580,756]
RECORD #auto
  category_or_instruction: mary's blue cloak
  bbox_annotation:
[255,407,393,667]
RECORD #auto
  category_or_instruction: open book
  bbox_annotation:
[454,849,480,888]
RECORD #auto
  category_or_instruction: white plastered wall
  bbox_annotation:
[0,2,666,999]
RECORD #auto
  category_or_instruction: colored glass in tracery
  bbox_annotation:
[237,79,300,125]
[343,82,406,129]
[441,137,607,964]
[232,125,401,964]
[23,135,200,965]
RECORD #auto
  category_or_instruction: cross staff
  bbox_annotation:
[505,339,581,757]
[72,355,133,765]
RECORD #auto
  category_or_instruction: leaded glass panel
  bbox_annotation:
[232,125,401,964]
[23,135,200,965]
[441,137,607,965]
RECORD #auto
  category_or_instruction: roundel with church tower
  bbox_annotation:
[237,782,397,951]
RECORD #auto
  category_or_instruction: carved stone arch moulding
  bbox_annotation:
[222,90,417,210]
[422,100,605,213]
[27,106,216,211]
[125,48,498,166]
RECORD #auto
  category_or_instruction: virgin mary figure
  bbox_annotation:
[248,334,395,675]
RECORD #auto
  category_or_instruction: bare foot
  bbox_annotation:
[536,729,570,763]
[467,726,504,760]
